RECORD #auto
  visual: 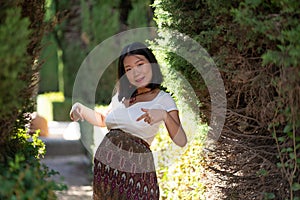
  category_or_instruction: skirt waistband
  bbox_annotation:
[107,129,150,149]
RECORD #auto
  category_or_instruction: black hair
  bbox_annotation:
[117,42,163,101]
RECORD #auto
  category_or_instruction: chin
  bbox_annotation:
[135,82,149,88]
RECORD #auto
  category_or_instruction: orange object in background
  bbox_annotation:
[29,112,49,137]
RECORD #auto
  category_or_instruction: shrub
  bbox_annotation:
[0,1,66,199]
[0,129,66,199]
[153,0,300,199]
[0,6,32,144]
[152,126,207,200]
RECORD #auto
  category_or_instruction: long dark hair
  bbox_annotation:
[117,42,163,101]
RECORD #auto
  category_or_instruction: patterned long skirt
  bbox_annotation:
[93,129,159,200]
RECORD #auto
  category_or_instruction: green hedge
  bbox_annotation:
[52,98,72,121]
[0,6,32,143]
[153,0,300,199]
[0,1,65,199]
[39,33,59,93]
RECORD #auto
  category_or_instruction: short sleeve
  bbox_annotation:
[110,93,121,109]
[158,92,178,112]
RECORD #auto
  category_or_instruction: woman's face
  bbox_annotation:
[123,55,153,89]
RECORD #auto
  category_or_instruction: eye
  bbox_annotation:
[125,68,131,72]
[137,62,144,67]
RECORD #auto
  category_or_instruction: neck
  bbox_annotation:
[136,88,152,95]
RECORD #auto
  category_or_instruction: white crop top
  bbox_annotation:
[105,90,178,145]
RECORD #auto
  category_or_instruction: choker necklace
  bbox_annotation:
[129,89,154,104]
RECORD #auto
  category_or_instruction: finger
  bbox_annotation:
[71,113,79,121]
[70,104,78,118]
[72,109,83,121]
[70,112,74,120]
[70,103,78,113]
[141,108,148,112]
[70,108,75,117]
[70,114,78,121]
[144,117,150,124]
[136,113,148,121]
[70,110,77,121]
[75,109,84,121]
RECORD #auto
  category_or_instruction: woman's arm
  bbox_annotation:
[163,110,187,147]
[70,103,107,127]
[137,108,187,147]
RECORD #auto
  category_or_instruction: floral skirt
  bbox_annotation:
[93,129,159,200]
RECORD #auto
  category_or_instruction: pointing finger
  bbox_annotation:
[136,113,148,121]
[141,108,148,112]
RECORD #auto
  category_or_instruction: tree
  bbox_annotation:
[0,1,64,198]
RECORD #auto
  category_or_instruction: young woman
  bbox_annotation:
[70,42,187,200]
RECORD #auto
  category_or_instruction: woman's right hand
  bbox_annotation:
[70,102,84,121]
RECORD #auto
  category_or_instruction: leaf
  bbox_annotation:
[289,152,296,159]
[283,124,293,133]
[257,169,268,176]
[292,183,300,191]
[276,162,283,168]
[280,148,287,153]
[264,192,275,199]
[277,136,286,142]
[286,147,293,152]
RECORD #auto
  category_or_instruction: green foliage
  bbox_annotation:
[81,0,120,103]
[127,0,151,28]
[61,42,87,98]
[232,0,300,67]
[48,0,121,104]
[0,129,66,199]
[52,98,72,121]
[0,8,31,120]
[45,0,156,104]
[0,0,47,142]
[233,1,300,199]
[149,73,207,199]
[82,0,120,47]
[155,136,206,199]
[39,33,59,93]
[0,1,65,199]
[153,0,300,199]
[152,123,207,200]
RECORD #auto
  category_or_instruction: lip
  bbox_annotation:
[135,76,145,83]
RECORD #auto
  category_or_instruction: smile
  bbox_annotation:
[135,76,145,83]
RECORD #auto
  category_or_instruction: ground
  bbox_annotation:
[40,121,93,200]
[41,155,93,200]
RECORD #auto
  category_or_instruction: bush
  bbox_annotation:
[0,1,66,199]
[0,129,66,199]
[0,6,32,143]
[152,127,207,200]
[153,0,300,199]
[53,98,72,121]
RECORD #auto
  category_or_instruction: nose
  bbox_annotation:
[132,66,141,76]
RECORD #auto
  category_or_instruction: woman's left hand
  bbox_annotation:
[136,108,167,125]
